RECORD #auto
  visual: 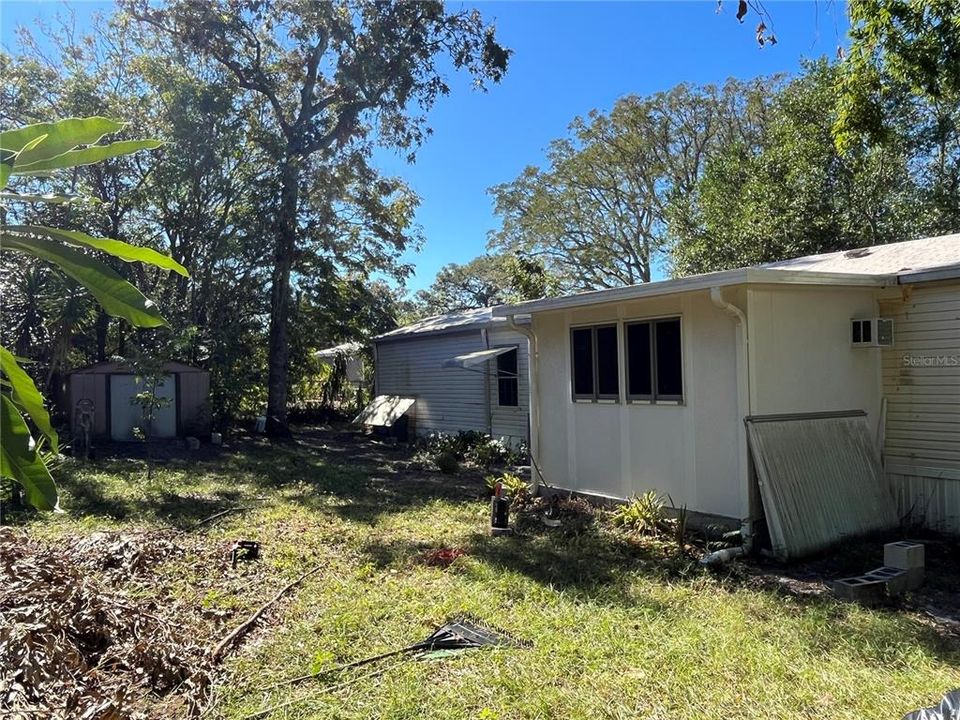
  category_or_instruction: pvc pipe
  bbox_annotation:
[506,315,541,494]
[700,545,746,566]
[709,287,756,552]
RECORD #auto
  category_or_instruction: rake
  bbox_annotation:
[263,616,525,691]
[245,618,527,719]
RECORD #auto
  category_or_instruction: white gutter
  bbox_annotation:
[708,286,755,561]
[492,268,892,317]
[506,314,541,493]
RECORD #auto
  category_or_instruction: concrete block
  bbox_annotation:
[884,541,924,570]
[186,436,200,451]
[903,566,925,590]
[864,566,908,595]
[833,575,887,604]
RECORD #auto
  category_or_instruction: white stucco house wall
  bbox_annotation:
[371,307,530,446]
[492,235,960,544]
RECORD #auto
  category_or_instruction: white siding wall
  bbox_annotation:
[374,327,530,444]
[880,281,960,533]
[531,289,742,520]
[747,285,883,421]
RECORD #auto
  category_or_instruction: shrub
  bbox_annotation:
[485,472,530,504]
[419,431,528,469]
[610,491,665,535]
[434,451,460,475]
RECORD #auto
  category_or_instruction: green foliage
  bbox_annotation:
[835,0,960,151]
[124,0,510,424]
[0,394,57,511]
[20,436,957,717]
[434,451,461,476]
[415,253,559,316]
[610,491,665,535]
[669,60,932,274]
[484,471,530,504]
[489,80,774,292]
[421,431,527,469]
[1,116,182,510]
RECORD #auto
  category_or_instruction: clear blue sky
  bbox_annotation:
[1,1,851,292]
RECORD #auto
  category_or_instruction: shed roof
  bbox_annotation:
[374,306,529,342]
[70,360,207,374]
[492,233,960,317]
[314,341,364,358]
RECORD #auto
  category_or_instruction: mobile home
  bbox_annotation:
[493,235,960,557]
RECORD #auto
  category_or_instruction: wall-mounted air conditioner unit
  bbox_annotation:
[851,318,894,347]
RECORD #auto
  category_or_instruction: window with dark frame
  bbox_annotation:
[570,325,619,402]
[496,347,519,407]
[626,317,683,403]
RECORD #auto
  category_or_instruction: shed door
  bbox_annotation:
[110,375,177,441]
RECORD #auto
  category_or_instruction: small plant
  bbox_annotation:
[434,451,460,475]
[610,491,665,535]
[485,472,530,505]
[666,494,689,548]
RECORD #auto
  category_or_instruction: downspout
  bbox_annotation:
[481,328,493,436]
[506,315,541,494]
[703,287,755,564]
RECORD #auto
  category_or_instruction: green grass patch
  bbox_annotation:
[11,429,959,719]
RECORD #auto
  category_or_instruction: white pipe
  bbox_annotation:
[700,545,746,566]
[506,315,541,494]
[709,287,755,555]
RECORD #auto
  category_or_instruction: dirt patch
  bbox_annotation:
[0,528,215,719]
[733,534,960,637]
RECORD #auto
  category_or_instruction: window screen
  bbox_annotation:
[571,328,594,397]
[595,325,619,397]
[496,348,519,407]
[626,322,652,398]
[655,319,683,398]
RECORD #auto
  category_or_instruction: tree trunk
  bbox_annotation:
[265,155,300,429]
[95,309,110,361]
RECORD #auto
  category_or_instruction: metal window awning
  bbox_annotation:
[442,347,514,369]
[354,395,415,427]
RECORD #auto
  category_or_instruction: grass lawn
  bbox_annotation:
[8,426,960,719]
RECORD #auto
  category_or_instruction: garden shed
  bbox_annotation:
[67,360,211,442]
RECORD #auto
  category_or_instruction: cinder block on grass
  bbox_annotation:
[884,541,924,570]
[833,575,887,604]
[864,566,908,595]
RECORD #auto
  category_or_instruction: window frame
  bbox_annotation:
[624,315,684,405]
[494,345,520,408]
[569,323,620,404]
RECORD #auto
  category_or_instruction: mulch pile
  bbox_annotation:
[0,528,215,719]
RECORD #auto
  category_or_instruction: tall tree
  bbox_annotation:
[415,253,557,316]
[834,0,960,234]
[126,0,509,427]
[488,79,772,292]
[668,60,919,275]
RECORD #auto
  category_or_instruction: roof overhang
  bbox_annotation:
[442,346,514,369]
[897,263,960,284]
[492,268,896,317]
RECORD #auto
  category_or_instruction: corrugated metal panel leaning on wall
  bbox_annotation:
[881,281,960,533]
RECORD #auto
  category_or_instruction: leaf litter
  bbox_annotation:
[0,527,217,719]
